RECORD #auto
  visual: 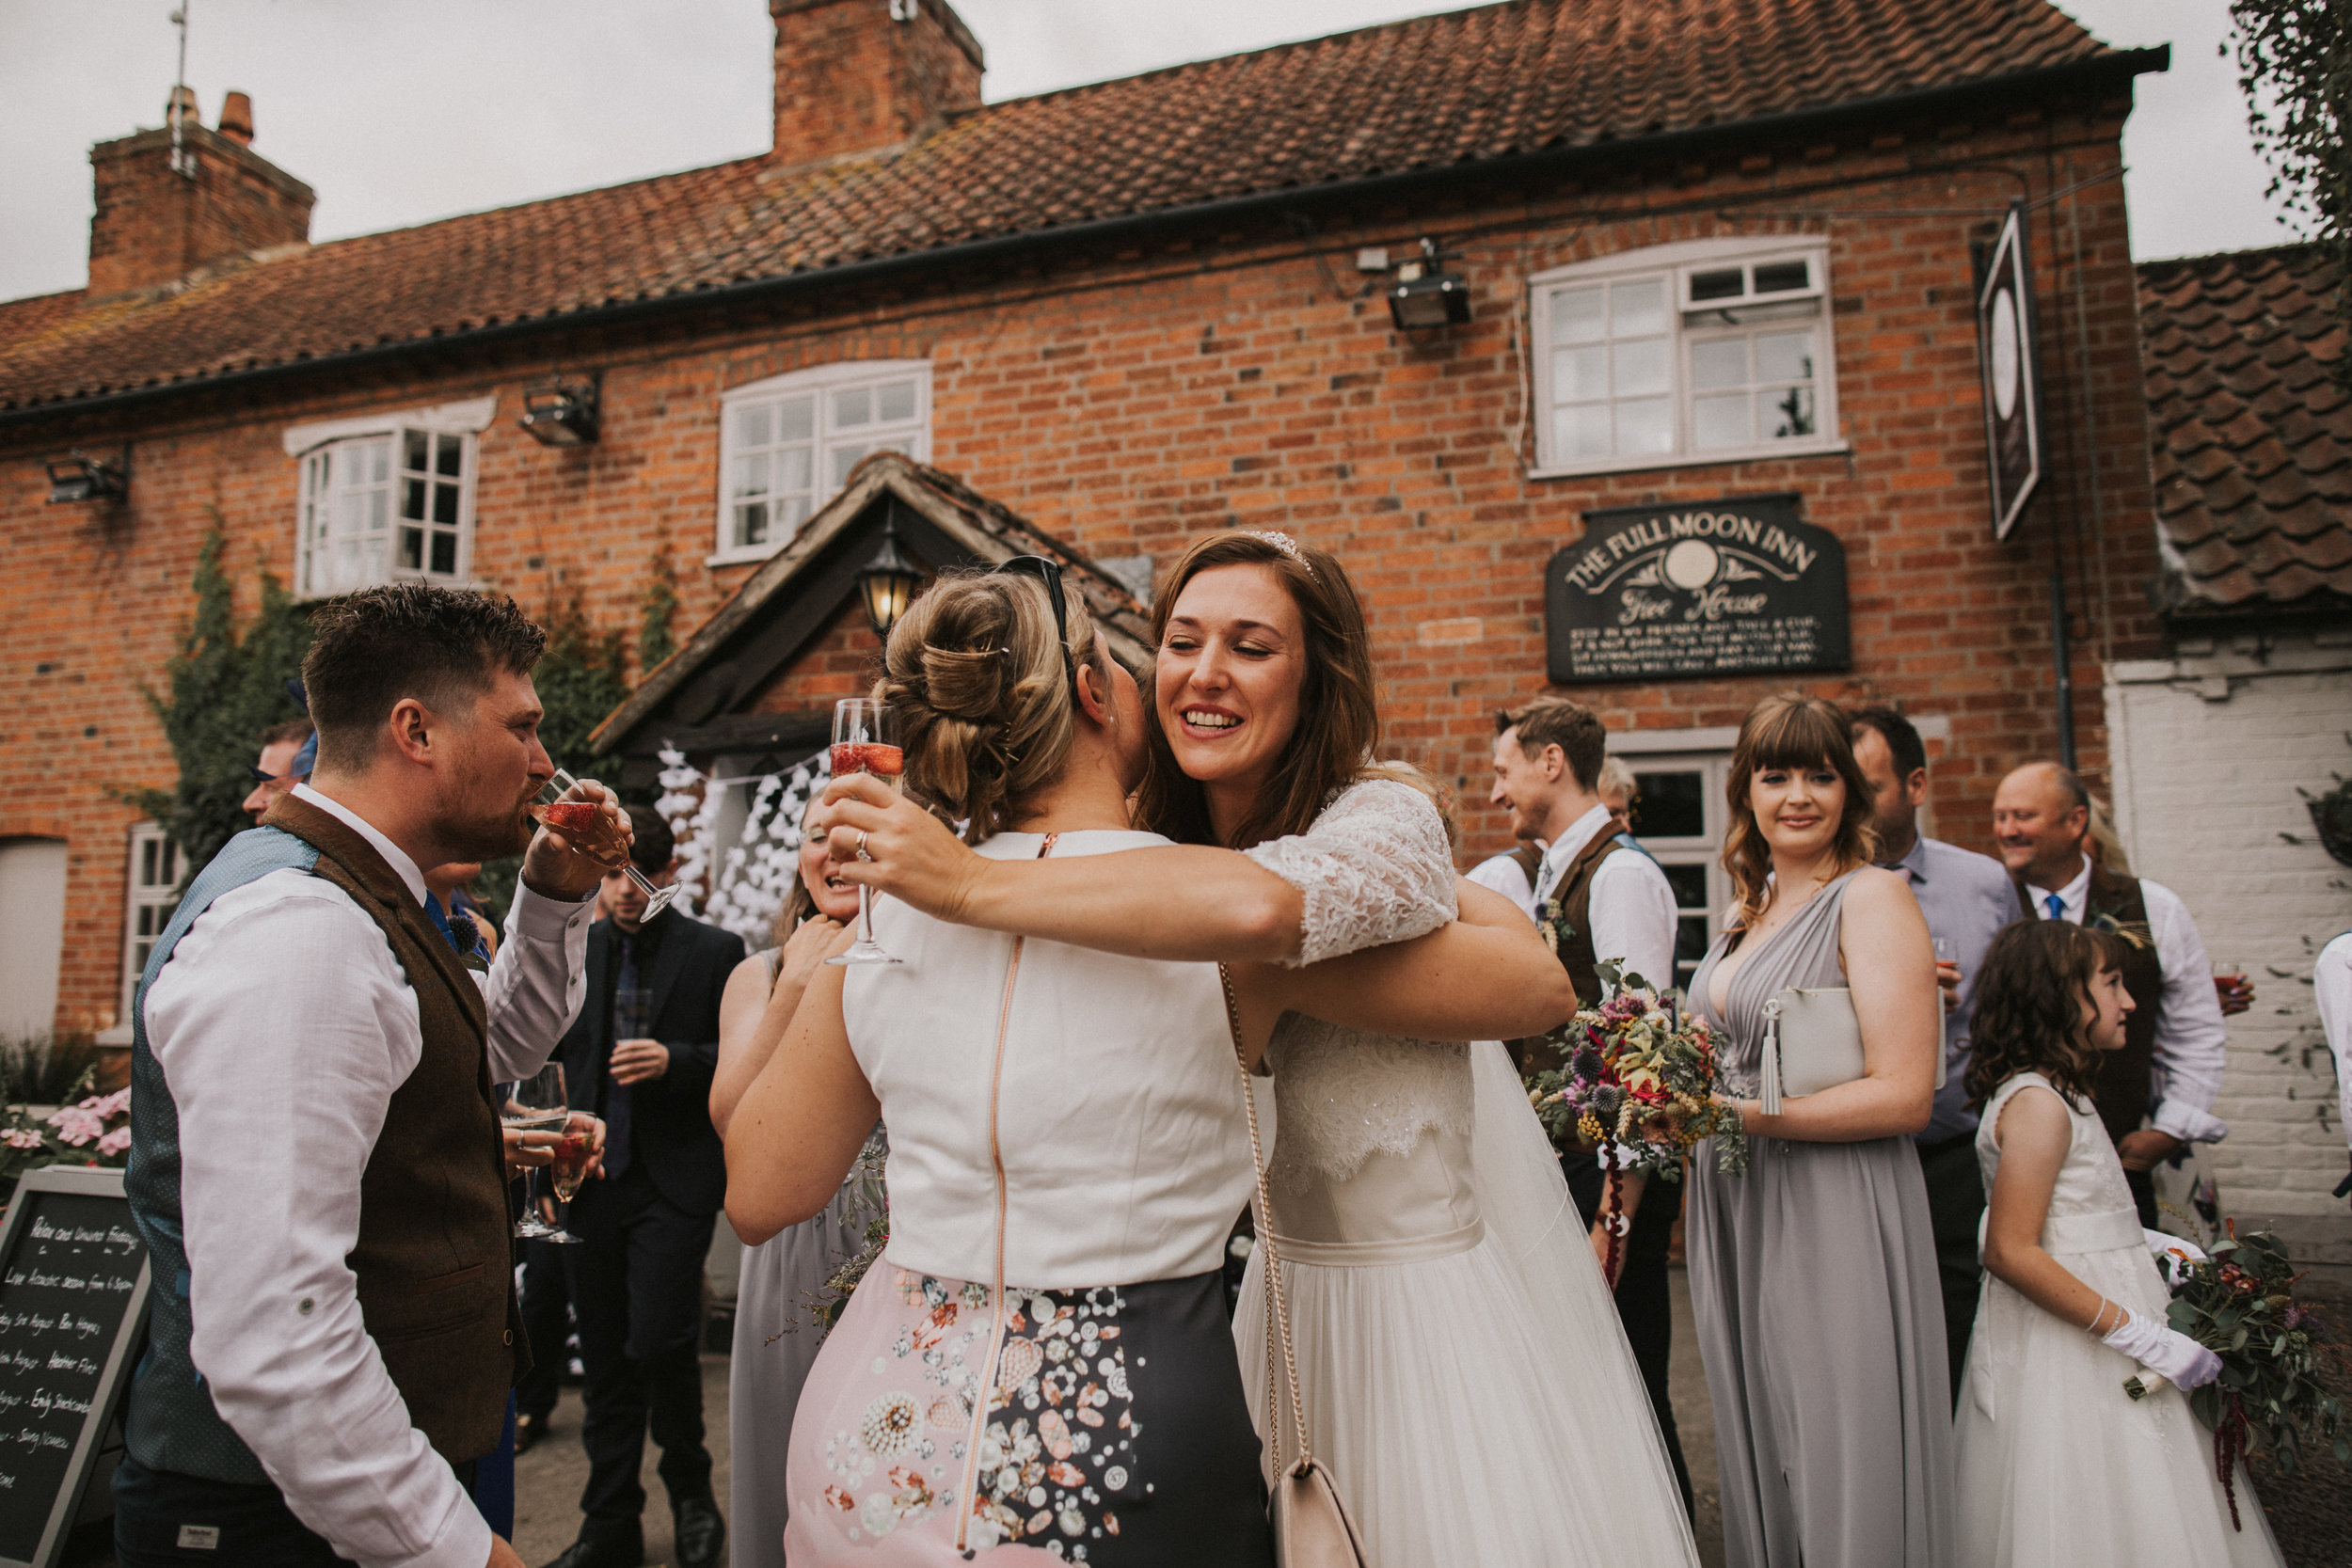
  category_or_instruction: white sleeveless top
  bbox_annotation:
[840,829,1251,1289]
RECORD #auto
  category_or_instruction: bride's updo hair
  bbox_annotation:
[876,568,1108,845]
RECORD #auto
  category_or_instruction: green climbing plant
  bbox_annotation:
[638,540,680,677]
[124,523,313,885]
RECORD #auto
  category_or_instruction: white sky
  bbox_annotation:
[0,0,2293,305]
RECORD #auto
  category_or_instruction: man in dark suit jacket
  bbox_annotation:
[547,807,743,1568]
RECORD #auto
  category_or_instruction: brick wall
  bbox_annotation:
[2106,634,2352,1273]
[771,0,982,167]
[0,94,2163,1034]
[87,121,313,299]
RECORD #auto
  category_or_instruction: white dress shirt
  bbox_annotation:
[2024,852,2230,1145]
[2316,932,2352,1153]
[1530,805,1680,994]
[140,783,595,1568]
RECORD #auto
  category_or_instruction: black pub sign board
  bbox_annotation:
[1545,493,1850,685]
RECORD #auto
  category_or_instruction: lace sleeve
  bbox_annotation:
[1243,778,1457,966]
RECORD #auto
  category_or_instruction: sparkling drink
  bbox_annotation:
[502,1064,580,1243]
[830,741,905,786]
[549,1130,593,1202]
[826,698,902,966]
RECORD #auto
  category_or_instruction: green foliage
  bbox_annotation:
[638,541,680,676]
[2232,2,2352,381]
[127,524,312,882]
[0,1034,104,1108]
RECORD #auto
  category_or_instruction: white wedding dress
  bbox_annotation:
[1232,779,1698,1568]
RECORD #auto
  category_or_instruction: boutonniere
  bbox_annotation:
[1536,895,1573,955]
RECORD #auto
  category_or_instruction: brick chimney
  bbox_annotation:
[87,89,313,299]
[771,0,983,168]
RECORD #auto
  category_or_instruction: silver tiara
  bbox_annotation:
[1242,530,1313,575]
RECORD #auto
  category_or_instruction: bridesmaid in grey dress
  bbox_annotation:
[1684,695,1955,1568]
[709,816,866,1568]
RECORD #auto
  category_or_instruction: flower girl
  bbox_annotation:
[1954,920,2284,1567]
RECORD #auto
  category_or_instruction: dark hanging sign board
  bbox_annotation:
[0,1166,151,1568]
[1977,203,2042,540]
[1546,492,1849,685]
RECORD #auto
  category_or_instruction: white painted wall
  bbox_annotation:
[2106,629,2352,1273]
[0,839,69,1041]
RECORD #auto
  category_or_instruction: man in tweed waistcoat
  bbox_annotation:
[117,585,612,1568]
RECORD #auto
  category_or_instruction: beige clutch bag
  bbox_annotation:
[1758,986,1947,1115]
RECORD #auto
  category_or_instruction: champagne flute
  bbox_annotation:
[530,768,677,919]
[548,1114,596,1236]
[826,697,903,966]
[503,1064,579,1243]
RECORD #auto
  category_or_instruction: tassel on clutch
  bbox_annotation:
[1759,996,1784,1117]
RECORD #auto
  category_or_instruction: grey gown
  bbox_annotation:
[727,952,884,1568]
[1685,870,1955,1568]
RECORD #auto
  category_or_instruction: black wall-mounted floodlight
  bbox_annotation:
[46,449,129,504]
[856,505,924,639]
[1388,238,1471,330]
[520,377,601,446]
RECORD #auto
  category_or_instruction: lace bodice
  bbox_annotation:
[1244,777,1468,1183]
[1977,1071,2139,1233]
[1244,777,1456,967]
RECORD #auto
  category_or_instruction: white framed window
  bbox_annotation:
[284,398,496,598]
[112,822,182,1037]
[1529,237,1843,478]
[714,360,931,563]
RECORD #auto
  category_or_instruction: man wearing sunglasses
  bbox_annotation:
[242,719,316,824]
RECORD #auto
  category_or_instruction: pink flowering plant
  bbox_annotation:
[0,1068,132,1204]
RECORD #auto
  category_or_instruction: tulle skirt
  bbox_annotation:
[1954,1243,2285,1568]
[1232,1041,1697,1568]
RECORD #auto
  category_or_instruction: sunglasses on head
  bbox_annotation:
[993,555,1079,695]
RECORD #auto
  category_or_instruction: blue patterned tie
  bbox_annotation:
[604,934,640,1180]
[2044,893,2065,921]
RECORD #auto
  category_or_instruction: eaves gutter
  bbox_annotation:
[0,46,2167,437]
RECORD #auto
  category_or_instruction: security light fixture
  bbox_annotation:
[1387,238,1471,330]
[856,506,924,639]
[520,378,601,447]
[46,450,128,504]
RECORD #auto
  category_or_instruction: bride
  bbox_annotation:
[824,531,1697,1566]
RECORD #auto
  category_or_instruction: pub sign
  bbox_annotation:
[1977,203,2042,540]
[1545,492,1850,685]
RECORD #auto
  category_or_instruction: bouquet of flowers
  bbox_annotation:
[2124,1227,2348,1528]
[1525,961,1746,1275]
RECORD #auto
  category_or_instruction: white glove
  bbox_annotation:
[2103,1309,2222,1390]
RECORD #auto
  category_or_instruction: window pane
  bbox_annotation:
[1753,259,1810,294]
[432,482,459,526]
[368,438,390,484]
[364,535,386,577]
[830,442,869,489]
[832,387,873,428]
[1756,328,1815,385]
[1632,770,1707,837]
[1611,279,1665,337]
[1615,397,1673,454]
[1613,337,1669,398]
[1692,337,1747,391]
[404,430,428,475]
[734,403,772,450]
[163,843,178,882]
[399,528,423,569]
[1555,404,1612,460]
[436,435,463,477]
[1676,914,1712,971]
[338,490,364,535]
[1765,385,1818,439]
[775,396,815,444]
[430,531,457,575]
[403,478,427,520]
[140,839,158,885]
[1689,266,1744,303]
[1552,344,1608,403]
[875,380,917,422]
[736,500,769,547]
[1549,285,1606,344]
[781,495,813,534]
[1694,392,1752,448]
[369,489,389,531]
[774,446,812,494]
[731,453,769,499]
[1661,862,1709,909]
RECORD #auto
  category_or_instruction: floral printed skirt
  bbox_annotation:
[782,1261,1271,1567]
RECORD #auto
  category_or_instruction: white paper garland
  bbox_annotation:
[655,742,831,945]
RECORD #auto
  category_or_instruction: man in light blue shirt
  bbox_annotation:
[1850,708,2016,1403]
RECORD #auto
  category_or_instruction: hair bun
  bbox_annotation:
[919,645,1007,720]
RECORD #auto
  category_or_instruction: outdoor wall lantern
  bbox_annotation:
[519,377,601,446]
[45,449,129,504]
[856,508,924,639]
[1387,238,1471,330]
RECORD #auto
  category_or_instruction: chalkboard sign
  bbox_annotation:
[1546,492,1850,685]
[0,1166,150,1568]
